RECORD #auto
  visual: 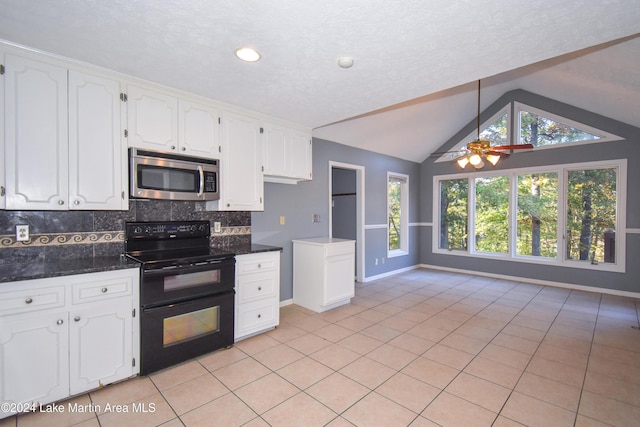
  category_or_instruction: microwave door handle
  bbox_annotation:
[197,165,204,198]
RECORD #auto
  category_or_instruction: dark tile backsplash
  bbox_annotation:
[0,200,251,265]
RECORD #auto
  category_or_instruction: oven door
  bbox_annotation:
[141,257,235,307]
[140,291,234,375]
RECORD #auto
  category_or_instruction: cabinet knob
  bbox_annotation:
[58,200,65,205]
[181,147,186,151]
[257,264,262,268]
[56,319,64,325]
[170,145,176,150]
[101,287,108,293]
[25,297,33,304]
[74,316,81,322]
[257,314,262,319]
[258,286,262,291]
[73,200,80,205]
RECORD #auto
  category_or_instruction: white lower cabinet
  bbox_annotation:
[234,252,280,341]
[0,268,139,418]
[293,238,355,313]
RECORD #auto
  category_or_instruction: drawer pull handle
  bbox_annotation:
[101,287,108,293]
[56,319,64,325]
[74,316,81,322]
[258,286,262,291]
[257,314,261,318]
[257,264,262,268]
[25,297,33,304]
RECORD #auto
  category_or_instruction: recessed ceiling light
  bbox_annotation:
[235,47,261,62]
[338,57,354,69]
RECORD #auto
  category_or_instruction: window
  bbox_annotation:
[434,160,626,272]
[435,102,623,164]
[388,172,409,256]
[439,179,468,251]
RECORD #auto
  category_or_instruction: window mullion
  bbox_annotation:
[468,177,476,254]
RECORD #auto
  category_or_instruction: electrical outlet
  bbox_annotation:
[213,222,221,233]
[16,224,29,242]
[312,214,321,223]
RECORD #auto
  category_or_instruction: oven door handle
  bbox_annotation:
[143,259,230,276]
[197,165,205,198]
[142,290,233,313]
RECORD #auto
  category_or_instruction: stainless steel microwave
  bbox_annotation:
[129,148,220,201]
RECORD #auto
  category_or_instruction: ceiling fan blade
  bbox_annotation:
[486,150,510,158]
[491,144,534,150]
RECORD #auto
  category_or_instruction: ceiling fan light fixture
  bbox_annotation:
[469,153,483,166]
[235,47,261,62]
[486,153,501,166]
[456,156,470,169]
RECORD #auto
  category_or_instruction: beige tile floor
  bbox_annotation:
[3,268,640,426]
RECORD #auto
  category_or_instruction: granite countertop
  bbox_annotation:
[0,244,282,284]
[0,256,140,284]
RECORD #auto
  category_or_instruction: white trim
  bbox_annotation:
[420,264,640,299]
[279,299,294,307]
[626,228,640,234]
[410,222,432,227]
[329,161,366,283]
[434,159,627,273]
[365,224,387,229]
[361,265,421,283]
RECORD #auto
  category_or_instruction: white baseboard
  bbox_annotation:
[279,299,294,307]
[420,263,640,299]
[360,265,421,283]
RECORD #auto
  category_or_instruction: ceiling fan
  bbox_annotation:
[431,80,533,169]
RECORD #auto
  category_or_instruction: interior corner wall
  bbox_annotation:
[251,138,421,302]
[420,90,640,294]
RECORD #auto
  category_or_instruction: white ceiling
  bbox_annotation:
[1,0,639,162]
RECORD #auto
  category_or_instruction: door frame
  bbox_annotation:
[329,161,365,282]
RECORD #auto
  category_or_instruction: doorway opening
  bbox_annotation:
[329,161,364,282]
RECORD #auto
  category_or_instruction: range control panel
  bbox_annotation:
[126,221,211,240]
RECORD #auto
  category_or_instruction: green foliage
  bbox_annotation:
[516,173,558,257]
[439,179,468,250]
[475,176,509,253]
[388,180,401,250]
[520,111,599,146]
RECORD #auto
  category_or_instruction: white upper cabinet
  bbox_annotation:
[126,85,178,152]
[208,110,263,211]
[179,98,220,158]
[4,54,69,210]
[127,85,219,158]
[2,51,128,211]
[68,70,127,210]
[263,121,312,184]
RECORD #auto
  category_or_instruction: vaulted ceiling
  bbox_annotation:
[1,0,639,162]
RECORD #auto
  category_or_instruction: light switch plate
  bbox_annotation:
[16,224,29,242]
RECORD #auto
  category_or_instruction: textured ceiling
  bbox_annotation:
[1,0,639,162]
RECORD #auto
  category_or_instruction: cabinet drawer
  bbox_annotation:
[237,273,277,303]
[72,276,133,304]
[324,242,355,257]
[0,286,65,316]
[236,299,278,337]
[236,253,278,275]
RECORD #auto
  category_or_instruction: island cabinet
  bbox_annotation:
[293,238,355,313]
[0,268,139,418]
[234,251,280,341]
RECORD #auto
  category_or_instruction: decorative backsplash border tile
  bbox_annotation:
[0,226,251,249]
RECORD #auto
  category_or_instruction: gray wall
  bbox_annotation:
[420,90,640,293]
[252,138,421,301]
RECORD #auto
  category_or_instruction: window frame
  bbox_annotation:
[433,159,627,272]
[387,171,409,258]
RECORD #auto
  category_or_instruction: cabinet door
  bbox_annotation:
[4,54,69,210]
[0,51,4,209]
[262,124,287,177]
[217,111,263,211]
[69,298,133,395]
[69,70,127,210]
[178,99,219,158]
[289,130,312,180]
[0,311,69,407]
[127,85,178,152]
